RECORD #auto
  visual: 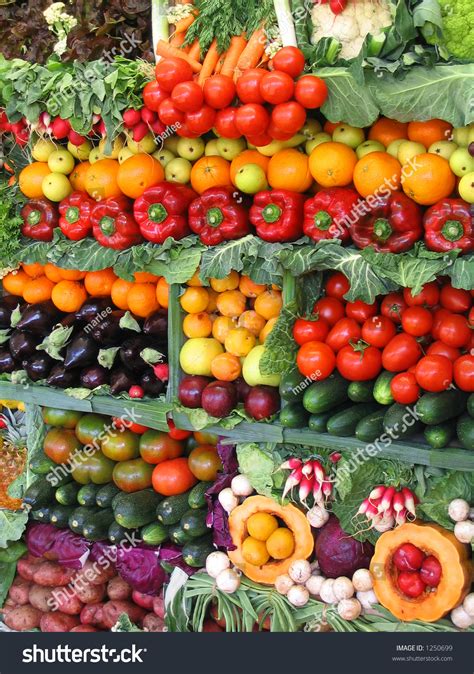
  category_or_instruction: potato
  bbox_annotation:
[17,557,42,581]
[9,579,31,606]
[142,613,165,632]
[51,589,84,616]
[132,590,154,610]
[40,612,80,633]
[33,562,75,587]
[5,605,43,631]
[74,560,116,587]
[73,580,106,604]
[107,576,132,601]
[29,585,55,613]
[101,601,147,629]
[80,602,106,627]
[70,625,101,632]
[153,594,165,619]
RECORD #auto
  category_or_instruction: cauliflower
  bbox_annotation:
[310,0,393,60]
[43,2,77,55]
[438,0,474,60]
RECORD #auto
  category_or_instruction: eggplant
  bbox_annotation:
[9,330,38,360]
[22,353,55,381]
[47,364,80,388]
[143,309,168,341]
[80,365,110,389]
[0,349,17,374]
[63,334,99,370]
[16,301,62,335]
[90,310,127,346]
[110,368,137,395]
[0,296,24,329]
[119,335,158,373]
[75,298,114,323]
[140,369,165,397]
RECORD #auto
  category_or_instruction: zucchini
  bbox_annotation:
[373,371,396,406]
[83,509,115,541]
[31,506,51,523]
[69,506,100,535]
[279,402,310,428]
[157,492,193,526]
[188,482,212,510]
[29,452,57,475]
[383,403,423,439]
[182,536,214,568]
[308,411,332,433]
[302,374,349,414]
[457,414,474,451]
[77,483,102,506]
[113,489,163,530]
[424,423,455,449]
[348,380,375,403]
[355,409,386,443]
[279,369,307,402]
[168,523,192,546]
[467,393,474,418]
[108,521,136,545]
[327,403,381,437]
[140,522,169,546]
[50,505,76,529]
[180,509,209,539]
[55,482,81,506]
[23,479,56,509]
[96,483,120,508]
[416,390,468,425]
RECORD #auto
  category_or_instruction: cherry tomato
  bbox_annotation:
[142,81,168,112]
[382,334,422,372]
[171,81,203,112]
[326,317,361,352]
[401,306,433,337]
[294,75,328,109]
[393,543,424,571]
[246,132,273,147]
[431,307,451,339]
[403,282,439,307]
[152,457,197,496]
[235,103,270,137]
[175,121,200,138]
[139,430,184,465]
[296,341,336,380]
[235,69,266,104]
[397,571,425,598]
[453,354,474,392]
[438,313,471,347]
[361,315,396,348]
[390,372,420,405]
[415,355,453,392]
[259,71,294,105]
[167,419,192,440]
[380,292,407,324]
[420,556,442,587]
[185,105,216,135]
[271,101,306,135]
[345,299,378,323]
[272,47,305,78]
[439,283,472,313]
[336,343,382,381]
[325,272,350,300]
[293,317,329,345]
[214,107,241,138]
[158,98,185,126]
[188,444,222,481]
[155,57,193,92]
[267,121,294,141]
[314,297,345,326]
[203,74,236,109]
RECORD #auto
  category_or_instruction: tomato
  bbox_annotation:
[171,81,203,113]
[152,457,197,496]
[112,458,153,493]
[361,315,396,348]
[415,355,453,392]
[314,297,345,326]
[345,299,378,323]
[431,307,451,339]
[293,317,329,345]
[469,306,474,327]
[158,98,185,126]
[382,334,422,372]
[390,372,420,405]
[426,341,460,362]
[272,47,305,77]
[188,444,222,481]
[155,57,193,92]
[194,430,218,445]
[397,571,425,599]
[453,354,474,392]
[235,69,266,104]
[267,121,294,141]
[203,74,236,109]
[175,121,200,138]
[259,71,294,105]
[139,430,184,465]
[42,408,83,429]
[380,292,407,324]
[235,104,270,137]
[142,81,168,111]
[439,283,471,313]
[246,132,273,147]
[75,414,109,446]
[401,306,433,337]
[214,107,241,138]
[101,430,140,462]
[403,282,439,307]
[271,101,306,135]
[294,75,328,109]
[112,418,149,434]
[296,341,336,380]
[44,428,82,465]
[167,419,192,440]
[336,343,382,381]
[438,313,471,348]
[185,105,216,135]
[86,452,116,485]
[326,318,361,352]
[325,272,350,300]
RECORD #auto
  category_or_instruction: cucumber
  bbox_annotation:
[467,394,474,418]
[279,369,307,402]
[348,380,375,403]
[140,522,169,546]
[308,412,332,433]
[182,536,214,568]
[156,492,193,526]
[69,506,101,535]
[188,482,212,510]
[302,374,349,414]
[83,509,115,541]
[279,402,310,428]
[113,489,163,529]
[373,371,396,406]
[424,423,455,449]
[50,505,76,529]
[77,483,102,506]
[23,479,56,509]
[55,482,81,506]
[457,414,474,450]
[168,523,192,546]
[96,483,121,508]
[108,521,136,545]
[416,390,468,425]
[31,506,51,523]
[383,403,423,439]
[180,509,209,539]
[355,409,386,442]
[327,403,381,437]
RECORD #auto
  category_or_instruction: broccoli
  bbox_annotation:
[438,0,474,60]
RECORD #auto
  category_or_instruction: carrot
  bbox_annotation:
[220,35,247,78]
[214,52,226,74]
[188,39,201,62]
[174,13,196,34]
[170,31,186,48]
[236,28,266,72]
[156,40,202,72]
[197,40,220,85]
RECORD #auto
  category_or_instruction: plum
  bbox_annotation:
[179,375,212,408]
[315,516,374,579]
[201,381,237,418]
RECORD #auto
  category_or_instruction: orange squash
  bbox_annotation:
[371,521,472,622]
[228,495,314,584]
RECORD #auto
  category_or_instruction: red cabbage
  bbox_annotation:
[26,523,59,559]
[217,439,238,473]
[205,441,238,550]
[116,547,166,595]
[53,530,91,569]
[90,542,117,566]
[159,544,196,576]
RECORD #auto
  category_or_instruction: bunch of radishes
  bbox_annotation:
[218,474,254,514]
[448,498,474,544]
[34,113,104,146]
[281,458,333,507]
[122,106,167,143]
[0,109,29,146]
[356,485,418,532]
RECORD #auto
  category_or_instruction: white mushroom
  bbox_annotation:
[215,568,241,594]
[305,574,325,597]
[218,487,239,514]
[356,590,378,611]
[274,574,294,596]
[337,598,362,621]
[306,505,330,528]
[288,559,312,584]
[287,585,310,607]
[454,520,474,544]
[333,576,355,601]
[450,605,474,629]
[462,593,474,618]
[448,499,470,522]
[319,578,337,604]
[230,474,253,497]
[205,551,230,579]
[352,568,373,592]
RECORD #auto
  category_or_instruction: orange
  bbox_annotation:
[225,327,256,357]
[254,289,282,320]
[22,276,54,304]
[134,271,160,283]
[230,150,269,185]
[368,118,408,147]
[238,310,266,337]
[407,119,453,148]
[210,271,240,292]
[22,263,44,278]
[211,352,242,381]
[242,537,270,566]
[180,287,209,314]
[183,312,213,338]
[127,283,159,318]
[2,270,30,296]
[309,142,357,187]
[401,153,455,205]
[190,156,231,194]
[239,275,266,298]
[265,528,295,560]
[84,159,122,201]
[44,263,63,283]
[353,152,402,198]
[247,512,279,541]
[268,149,312,192]
[18,163,51,198]
[57,269,86,281]
[212,315,237,343]
[323,120,339,135]
[117,154,164,199]
[206,288,219,313]
[84,268,118,296]
[215,290,246,318]
[186,270,203,287]
[51,280,87,312]
[156,277,169,308]
[111,278,134,310]
[259,316,277,342]
[69,162,91,192]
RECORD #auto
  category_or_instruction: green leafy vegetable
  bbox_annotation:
[0,510,29,549]
[416,471,472,529]
[259,301,298,376]
[236,442,278,497]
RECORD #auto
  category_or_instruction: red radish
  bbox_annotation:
[420,556,442,587]
[402,487,417,517]
[397,571,425,598]
[302,462,313,478]
[123,108,142,128]
[92,114,101,124]
[322,481,332,498]
[282,466,303,499]
[153,364,169,381]
[69,130,87,146]
[52,117,71,139]
[150,118,167,135]
[15,129,29,146]
[281,458,302,471]
[299,475,314,503]
[380,486,395,512]
[11,120,25,134]
[313,480,322,500]
[357,499,370,516]
[132,121,149,142]
[129,385,145,399]
[329,0,347,13]
[312,460,325,485]
[393,543,424,572]
[368,485,385,501]
[392,491,405,514]
[141,107,158,125]
[329,452,342,463]
[97,119,107,137]
[395,507,407,525]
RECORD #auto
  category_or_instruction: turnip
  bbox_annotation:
[352,569,373,592]
[333,577,354,601]
[288,560,312,584]
[462,593,474,618]
[307,505,329,528]
[287,585,310,607]
[275,574,294,595]
[218,488,239,514]
[448,499,470,522]
[454,520,474,544]
[215,568,241,594]
[450,606,474,629]
[337,598,362,621]
[230,474,253,497]
[206,551,230,579]
[319,578,337,604]
[356,590,378,611]
[305,574,325,597]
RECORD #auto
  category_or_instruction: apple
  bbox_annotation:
[165,157,192,183]
[301,119,322,140]
[356,140,385,159]
[89,148,102,164]
[386,138,406,159]
[234,164,268,194]
[458,171,474,203]
[42,173,73,201]
[118,147,135,164]
[428,140,458,160]
[32,139,57,162]
[177,136,205,161]
[47,149,75,175]
[332,124,365,148]
[127,133,157,154]
[99,136,124,159]
[451,127,470,147]
[281,133,306,148]
[205,139,220,156]
[216,137,246,160]
[242,345,280,387]
[68,140,93,161]
[306,133,331,155]
[178,375,212,408]
[256,140,285,157]
[244,385,280,421]
[449,147,474,177]
[201,381,238,418]
[153,148,175,168]
[163,136,181,154]
[397,141,425,165]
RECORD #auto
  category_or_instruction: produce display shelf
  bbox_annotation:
[172,409,285,442]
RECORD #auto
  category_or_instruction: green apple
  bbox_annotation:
[305,133,331,155]
[356,140,385,159]
[301,119,322,140]
[127,133,157,154]
[449,147,474,177]
[153,148,175,168]
[42,173,73,201]
[163,136,181,154]
[386,139,406,159]
[176,137,205,161]
[165,157,192,184]
[68,140,93,161]
[242,345,280,387]
[32,139,57,162]
[47,149,75,175]
[118,147,135,164]
[205,139,220,156]
[256,140,285,157]
[451,127,469,147]
[89,148,102,164]
[99,136,124,159]
[332,124,365,148]
[216,137,246,161]
[397,141,425,165]
[234,163,268,194]
[428,140,458,160]
[281,134,306,148]
[458,171,474,203]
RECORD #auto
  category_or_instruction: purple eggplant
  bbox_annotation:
[110,368,137,395]
[80,365,110,389]
[22,353,55,381]
[47,364,80,388]
[9,330,38,360]
[0,349,17,374]
[90,310,128,346]
[63,334,99,370]
[140,369,165,397]
[0,296,24,329]
[143,309,168,341]
[75,298,114,323]
[119,336,158,373]
[16,301,62,335]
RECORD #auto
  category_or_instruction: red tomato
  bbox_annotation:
[345,299,378,323]
[325,272,350,300]
[142,81,168,111]
[401,306,433,337]
[167,419,192,440]
[246,132,273,147]
[185,105,216,135]
[296,341,336,380]
[175,121,200,138]
[326,318,361,352]
[432,307,451,339]
[158,98,185,126]
[271,101,306,135]
[397,571,425,599]
[155,57,193,92]
[390,372,420,405]
[272,47,305,78]
[139,430,184,465]
[203,75,236,109]
[336,344,382,381]
[382,334,423,372]
[415,355,453,392]
[188,444,222,481]
[235,69,266,104]
[152,457,197,496]
[439,283,472,313]
[361,315,396,348]
[214,107,241,138]
[453,354,474,392]
[259,71,294,105]
[112,418,149,434]
[293,317,329,345]
[314,297,345,326]
[438,313,471,348]
[267,121,294,141]
[426,341,460,362]
[235,103,269,137]
[403,282,439,307]
[294,75,328,109]
[171,81,203,112]
[381,292,407,324]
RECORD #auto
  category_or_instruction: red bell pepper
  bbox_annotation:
[424,198,473,254]
[91,196,142,250]
[350,192,423,253]
[188,187,250,246]
[58,191,95,241]
[250,189,305,242]
[303,187,360,243]
[133,182,196,244]
[20,199,58,241]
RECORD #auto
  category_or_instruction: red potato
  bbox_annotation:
[153,594,165,619]
[51,589,84,616]
[40,612,80,632]
[80,602,106,628]
[70,625,101,632]
[142,613,165,632]
[74,560,116,586]
[9,579,31,606]
[33,562,75,587]
[29,585,55,612]
[4,605,43,631]
[73,580,107,604]
[101,601,147,629]
[17,556,42,581]
[132,590,154,610]
[107,576,132,601]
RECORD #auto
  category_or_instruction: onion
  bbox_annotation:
[275,574,294,595]
[448,499,470,523]
[287,585,310,607]
[352,568,373,592]
[305,574,325,597]
[454,520,474,544]
[230,474,253,497]
[218,488,239,514]
[319,578,337,604]
[288,559,312,584]
[338,598,362,621]
[451,606,474,629]
[206,552,230,579]
[333,577,354,601]
[215,568,241,594]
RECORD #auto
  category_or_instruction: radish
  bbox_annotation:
[287,585,309,607]
[215,568,240,594]
[69,130,87,146]
[10,120,25,134]
[298,475,314,504]
[275,574,294,595]
[132,121,149,142]
[333,577,354,601]
[141,107,158,125]
[282,466,303,499]
[230,474,253,497]
[337,597,361,621]
[206,552,230,579]
[150,118,167,135]
[450,605,474,629]
[52,117,71,139]
[448,499,470,522]
[402,487,417,517]
[280,458,302,471]
[123,109,142,128]
[322,481,333,498]
[392,491,405,513]
[329,452,342,463]
[352,569,373,592]
[380,486,395,512]
[305,574,324,597]
[373,514,395,533]
[15,129,29,146]
[368,485,385,501]
[288,560,312,584]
